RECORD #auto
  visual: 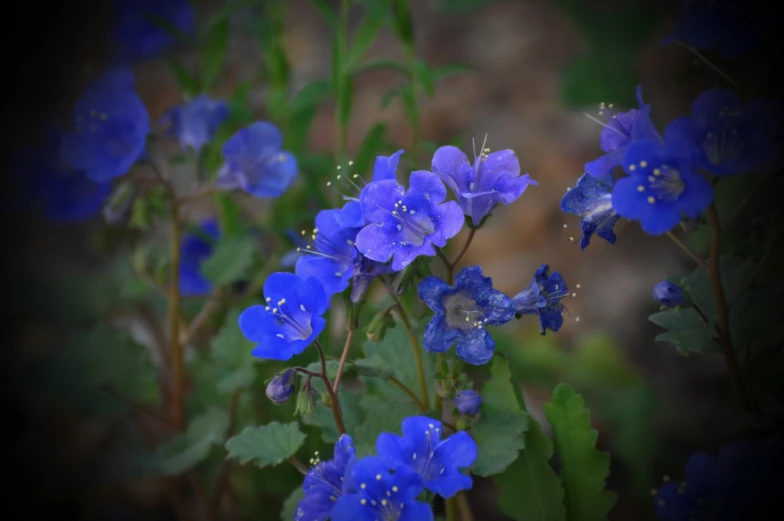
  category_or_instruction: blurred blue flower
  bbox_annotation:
[418,266,515,365]
[179,219,220,297]
[653,281,688,307]
[670,88,783,177]
[239,273,328,361]
[296,434,358,521]
[160,94,229,152]
[111,0,195,61]
[512,264,568,335]
[431,145,536,227]
[454,390,482,416]
[60,68,150,182]
[349,254,393,304]
[560,172,619,249]
[612,120,713,235]
[266,369,296,404]
[376,416,477,498]
[356,171,463,271]
[585,86,661,178]
[216,122,297,198]
[331,456,433,521]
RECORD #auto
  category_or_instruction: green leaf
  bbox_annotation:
[310,0,337,27]
[225,422,307,468]
[352,123,386,175]
[351,58,408,76]
[433,63,473,80]
[380,86,404,109]
[345,11,385,71]
[353,404,418,457]
[290,80,333,113]
[338,77,354,129]
[167,58,201,97]
[146,407,229,475]
[201,236,258,286]
[389,0,415,52]
[202,18,230,90]
[470,356,529,476]
[560,49,638,107]
[280,487,306,521]
[412,60,435,97]
[352,357,395,379]
[304,360,342,379]
[211,310,256,368]
[214,192,244,236]
[649,308,720,355]
[302,388,365,443]
[543,384,617,521]
[496,418,567,521]
[399,87,419,129]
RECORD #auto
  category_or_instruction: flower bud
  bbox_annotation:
[366,310,395,342]
[294,384,317,417]
[454,390,482,416]
[103,181,139,226]
[266,369,295,404]
[653,281,689,307]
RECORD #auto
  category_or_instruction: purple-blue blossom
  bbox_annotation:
[355,171,463,271]
[160,94,229,152]
[611,120,713,235]
[585,86,661,178]
[266,370,296,404]
[512,264,568,335]
[454,390,482,416]
[216,122,297,198]
[111,0,195,61]
[239,272,328,361]
[431,145,536,227]
[179,220,220,297]
[295,434,358,521]
[376,416,477,499]
[653,281,688,307]
[418,266,515,366]
[560,172,619,249]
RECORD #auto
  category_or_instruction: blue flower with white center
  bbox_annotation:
[376,416,477,499]
[653,281,689,307]
[612,120,714,236]
[512,264,568,335]
[331,456,433,521]
[453,390,482,416]
[60,68,150,182]
[585,86,662,178]
[560,171,619,249]
[111,0,195,62]
[216,121,297,198]
[179,220,220,297]
[160,94,229,152]
[238,272,328,361]
[670,88,783,177]
[431,144,536,228]
[295,434,358,521]
[356,171,464,272]
[418,265,515,366]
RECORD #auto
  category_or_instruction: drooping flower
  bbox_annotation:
[239,273,328,361]
[431,145,536,227]
[585,86,662,178]
[512,264,568,335]
[669,88,783,177]
[453,390,482,416]
[215,121,297,198]
[266,369,296,404]
[653,281,689,307]
[376,416,477,498]
[295,434,358,521]
[611,120,713,236]
[160,94,229,152]
[418,265,515,366]
[60,68,150,182]
[111,0,195,62]
[179,220,220,297]
[356,171,463,271]
[559,171,619,249]
[331,456,434,521]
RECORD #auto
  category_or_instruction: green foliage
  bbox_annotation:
[202,18,230,91]
[280,487,306,521]
[225,422,307,467]
[649,307,719,355]
[201,235,258,286]
[210,310,260,394]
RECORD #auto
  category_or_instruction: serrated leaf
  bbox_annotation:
[543,384,617,521]
[280,487,306,521]
[202,18,230,90]
[353,357,395,379]
[146,407,229,475]
[649,308,720,355]
[225,422,306,467]
[496,418,567,521]
[201,236,257,286]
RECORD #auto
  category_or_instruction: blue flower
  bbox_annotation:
[333,151,405,211]
[179,220,220,297]
[453,390,482,416]
[376,416,477,498]
[266,370,296,404]
[160,94,229,152]
[512,264,568,335]
[239,273,328,361]
[585,86,661,178]
[653,281,688,307]
[349,253,393,304]
[216,122,297,198]
[431,145,536,227]
[418,266,515,366]
[60,68,150,182]
[654,452,722,521]
[296,434,358,521]
[331,456,433,521]
[356,171,464,271]
[670,88,783,177]
[612,120,714,235]
[560,172,619,249]
[111,0,195,61]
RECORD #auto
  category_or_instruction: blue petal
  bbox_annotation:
[675,171,713,221]
[560,172,614,215]
[585,149,624,178]
[409,170,447,205]
[376,432,410,470]
[361,180,405,223]
[355,222,398,263]
[431,145,472,196]
[398,502,434,521]
[242,151,298,198]
[330,495,375,521]
[223,121,282,157]
[372,149,404,182]
[417,276,453,312]
[431,200,465,246]
[538,304,564,334]
[433,431,477,469]
[455,327,495,365]
[611,175,656,222]
[423,314,459,353]
[263,272,301,304]
[336,201,366,229]
[295,256,350,298]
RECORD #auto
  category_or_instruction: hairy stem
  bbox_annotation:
[451,228,476,272]
[315,340,347,435]
[666,231,708,271]
[387,290,431,411]
[389,376,427,412]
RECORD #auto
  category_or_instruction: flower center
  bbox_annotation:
[264,298,312,341]
[410,424,444,482]
[647,165,685,202]
[443,292,488,332]
[391,199,434,246]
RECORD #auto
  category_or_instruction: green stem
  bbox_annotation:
[386,289,431,411]
[446,497,459,521]
[666,231,708,271]
[389,376,427,412]
[332,328,355,393]
[315,340,347,434]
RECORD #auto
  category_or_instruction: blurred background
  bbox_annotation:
[5,0,779,520]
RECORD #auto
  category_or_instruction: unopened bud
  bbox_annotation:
[294,381,318,417]
[266,369,295,404]
[454,390,482,416]
[366,310,395,342]
[103,181,139,226]
[653,280,689,308]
